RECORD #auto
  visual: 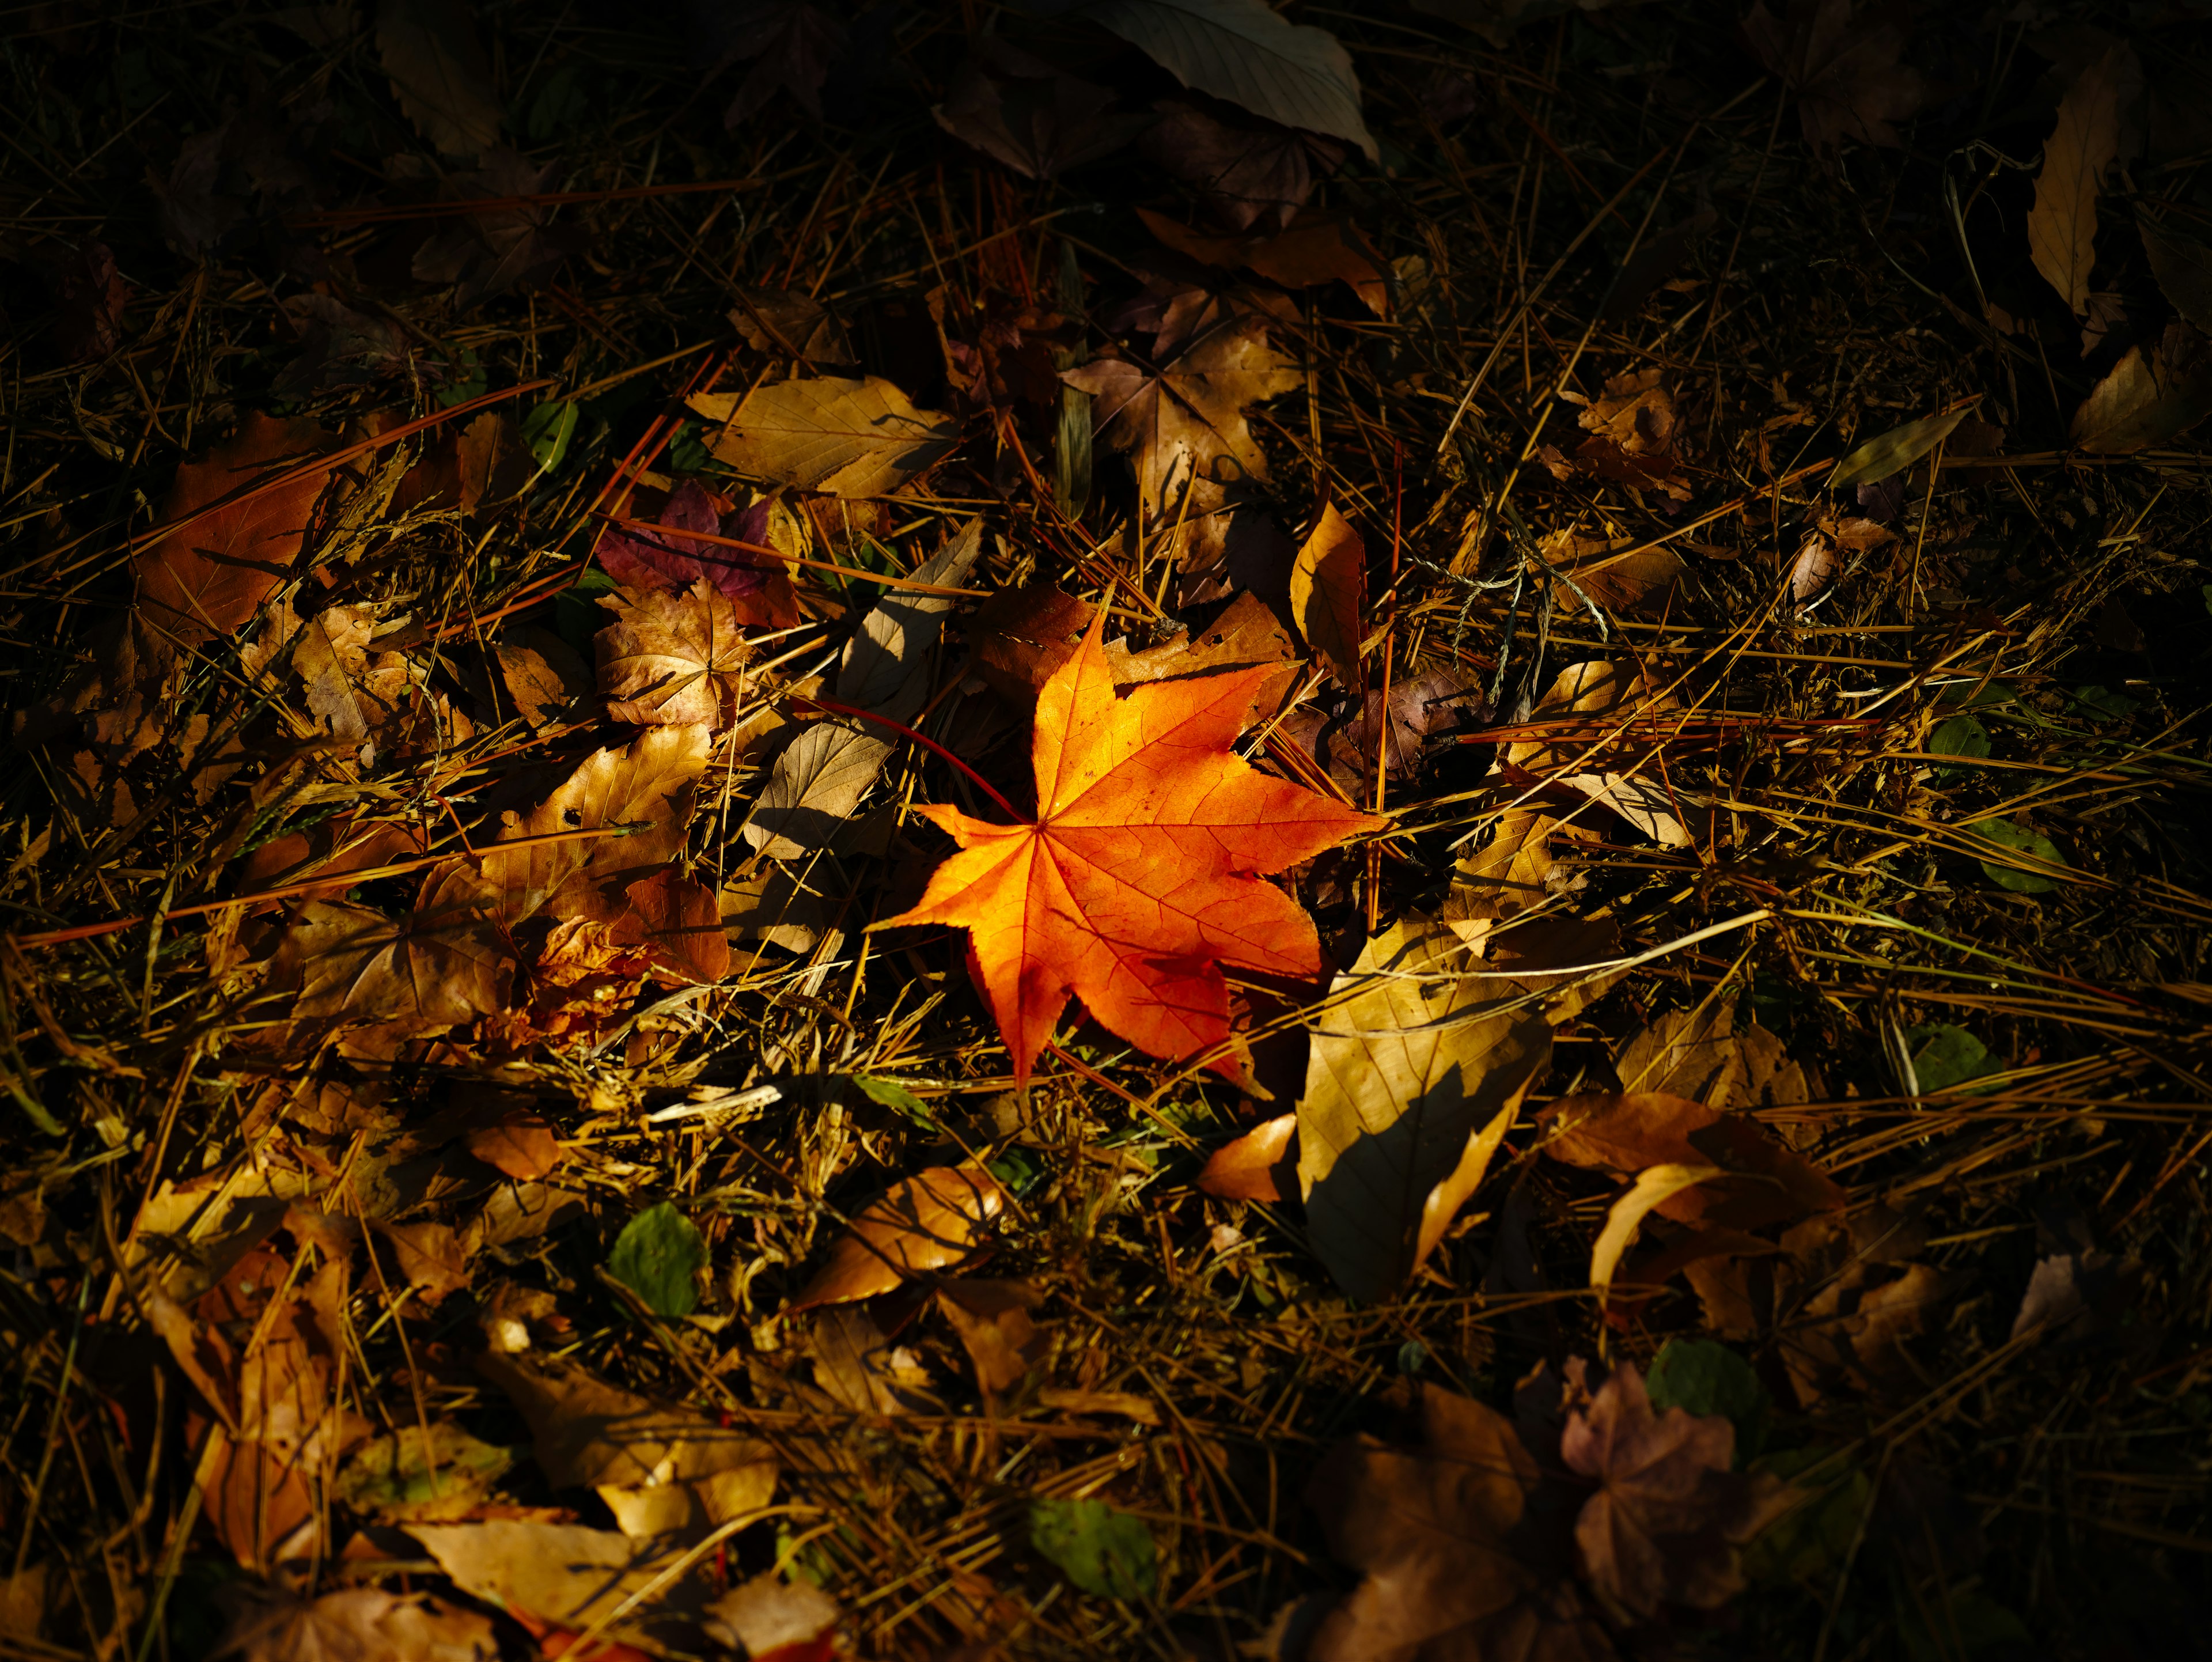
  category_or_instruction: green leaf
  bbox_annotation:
[522,401,579,475]
[1743,1446,1870,1587]
[556,567,618,658]
[436,347,487,408]
[2067,684,2139,721]
[985,1146,1043,1197]
[607,1201,707,1318]
[1904,1023,1998,1096]
[1027,1497,1158,1601]
[852,1075,938,1130]
[1967,817,2069,894]
[1645,1338,1770,1462]
[335,1424,514,1521]
[1828,408,1968,491]
[1928,714,1990,782]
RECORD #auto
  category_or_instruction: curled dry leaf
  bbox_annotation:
[595,580,756,729]
[1299,919,1554,1301]
[1538,1090,1844,1231]
[688,375,960,498]
[1589,1163,1724,1294]
[790,1163,1006,1311]
[884,611,1378,1084]
[1560,1361,1791,1618]
[134,413,334,643]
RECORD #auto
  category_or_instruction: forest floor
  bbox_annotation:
[3,1,2211,1659]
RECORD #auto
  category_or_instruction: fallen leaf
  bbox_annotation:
[1554,771,1694,847]
[134,413,334,643]
[592,479,798,620]
[1827,407,1968,491]
[1290,501,1367,686]
[790,1164,1005,1311]
[1282,667,1485,794]
[688,376,960,498]
[1141,206,1386,315]
[2011,1248,2143,1345]
[936,1278,1047,1392]
[410,1521,707,1642]
[44,238,127,362]
[411,148,588,305]
[1741,0,1928,164]
[1029,1496,1158,1601]
[335,1422,515,1523]
[2071,321,2212,452]
[606,1201,707,1318]
[478,1351,778,1530]
[1137,97,1342,232]
[1589,1163,1723,1294]
[809,1301,926,1415]
[729,285,854,364]
[1304,1383,1614,1661]
[217,1585,499,1662]
[1197,1112,1296,1201]
[376,0,500,156]
[721,867,830,954]
[1075,0,1377,160]
[1967,815,2071,893]
[744,524,982,858]
[479,724,709,926]
[934,39,1152,179]
[718,0,846,127]
[1787,532,1838,608]
[613,868,731,985]
[595,581,756,729]
[285,861,513,1031]
[1530,532,1687,614]
[884,611,1379,1083]
[969,585,1297,719]
[1299,919,1555,1301]
[703,1574,843,1661]
[2140,217,2212,336]
[2028,43,2138,316]
[492,632,590,728]
[1560,1360,1790,1617]
[1539,1091,1843,1231]
[465,1111,562,1181]
[1062,317,1301,558]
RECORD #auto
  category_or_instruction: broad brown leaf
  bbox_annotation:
[884,612,1378,1084]
[1560,1361,1789,1618]
[595,581,756,728]
[688,376,959,498]
[478,725,708,925]
[1537,1091,1843,1231]
[2071,321,2212,452]
[1742,0,1928,164]
[134,414,334,643]
[789,1163,1006,1311]
[935,1278,1047,1392]
[1305,1383,1615,1662]
[2028,43,2137,317]
[1290,501,1366,687]
[217,1587,498,1662]
[1139,206,1386,315]
[286,861,512,1029]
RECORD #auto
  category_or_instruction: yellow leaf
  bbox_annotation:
[1590,1164,1725,1292]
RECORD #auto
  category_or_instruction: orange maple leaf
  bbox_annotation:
[884,612,1380,1084]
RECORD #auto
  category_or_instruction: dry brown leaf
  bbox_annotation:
[810,1301,928,1415]
[969,585,1297,721]
[1138,206,1387,315]
[1299,919,1554,1302]
[2028,43,2137,317]
[935,1278,1047,1392]
[216,1585,499,1662]
[464,1111,561,1181]
[1560,1360,1790,1618]
[134,414,334,643]
[376,0,499,157]
[409,1521,707,1643]
[285,861,512,1031]
[1742,0,1928,164]
[1538,1091,1843,1232]
[370,1217,470,1303]
[2071,321,2212,452]
[688,374,960,498]
[1535,532,1688,612]
[594,581,754,729]
[1305,1383,1615,1662]
[1197,1112,1297,1201]
[612,868,730,986]
[1290,501,1366,687]
[478,724,709,926]
[703,1574,843,1661]
[729,285,853,363]
[789,1164,1006,1311]
[1062,317,1301,548]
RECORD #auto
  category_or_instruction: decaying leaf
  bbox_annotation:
[1560,1360,1790,1618]
[593,481,800,625]
[376,0,501,157]
[934,39,1152,179]
[1539,1089,1843,1231]
[1742,0,1929,164]
[134,414,334,643]
[689,376,960,497]
[595,581,756,729]
[1290,501,1367,687]
[283,861,512,1031]
[790,1163,1006,1310]
[1139,206,1387,314]
[936,1278,1048,1392]
[1299,919,1554,1302]
[217,1585,498,1662]
[885,611,1378,1084]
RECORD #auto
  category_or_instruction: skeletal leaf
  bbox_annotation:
[689,375,959,497]
[1298,919,1554,1302]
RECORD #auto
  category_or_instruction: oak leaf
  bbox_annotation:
[134,414,334,643]
[884,611,1379,1083]
[1561,1361,1790,1618]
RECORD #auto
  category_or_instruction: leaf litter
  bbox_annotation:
[4,3,2212,1660]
